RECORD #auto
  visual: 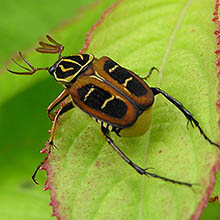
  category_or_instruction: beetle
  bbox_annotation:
[8,35,220,187]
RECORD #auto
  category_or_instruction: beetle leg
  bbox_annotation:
[32,154,50,184]
[32,101,74,184]
[48,101,74,145]
[101,126,193,187]
[47,88,69,121]
[151,87,220,150]
[141,67,159,80]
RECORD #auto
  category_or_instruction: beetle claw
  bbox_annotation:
[186,119,194,129]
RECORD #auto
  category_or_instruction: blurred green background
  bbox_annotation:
[0,0,219,219]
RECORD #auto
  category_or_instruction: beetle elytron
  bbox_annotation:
[8,35,220,187]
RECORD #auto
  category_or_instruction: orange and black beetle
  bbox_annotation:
[8,35,220,186]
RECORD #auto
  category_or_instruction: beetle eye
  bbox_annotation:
[48,65,56,75]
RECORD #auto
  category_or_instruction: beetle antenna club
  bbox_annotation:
[36,35,64,59]
[7,52,49,75]
[8,35,220,187]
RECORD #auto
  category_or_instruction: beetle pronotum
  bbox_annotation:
[8,35,220,187]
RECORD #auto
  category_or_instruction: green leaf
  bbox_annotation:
[45,0,220,219]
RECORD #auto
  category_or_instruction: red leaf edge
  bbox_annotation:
[191,0,220,219]
[191,156,220,220]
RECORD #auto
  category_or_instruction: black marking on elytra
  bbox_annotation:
[104,59,147,97]
[77,84,128,118]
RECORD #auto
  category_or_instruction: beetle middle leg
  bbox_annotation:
[151,87,220,150]
[101,126,193,187]
[47,88,69,121]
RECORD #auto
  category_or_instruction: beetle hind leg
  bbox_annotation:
[151,87,220,150]
[101,126,193,187]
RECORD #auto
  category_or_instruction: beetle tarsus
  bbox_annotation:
[142,67,159,80]
[142,170,193,187]
[192,118,220,150]
[32,164,42,184]
[32,141,53,184]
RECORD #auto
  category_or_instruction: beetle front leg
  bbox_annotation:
[101,126,193,187]
[48,101,74,145]
[151,87,220,150]
[47,88,69,121]
[32,101,74,184]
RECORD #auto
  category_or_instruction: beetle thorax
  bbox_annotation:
[48,54,94,86]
